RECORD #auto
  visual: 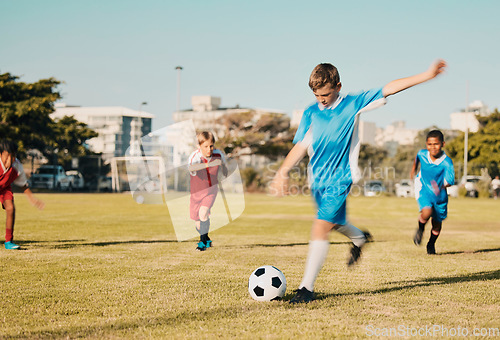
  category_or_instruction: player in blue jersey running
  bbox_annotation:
[410,130,454,255]
[270,59,447,304]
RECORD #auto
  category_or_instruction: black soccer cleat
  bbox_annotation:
[426,242,436,255]
[363,231,373,243]
[414,227,424,246]
[347,231,372,267]
[348,245,362,267]
[289,287,314,304]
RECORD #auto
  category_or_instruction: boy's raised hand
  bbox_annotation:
[427,59,447,79]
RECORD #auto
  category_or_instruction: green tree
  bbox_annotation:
[0,72,97,163]
[216,111,293,160]
[0,73,60,157]
[51,115,98,167]
[447,117,500,177]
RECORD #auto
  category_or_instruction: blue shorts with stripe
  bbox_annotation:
[312,185,351,225]
[417,193,448,222]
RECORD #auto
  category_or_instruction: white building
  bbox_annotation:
[52,104,154,161]
[450,100,490,133]
[375,121,418,147]
[358,120,377,145]
[173,96,286,139]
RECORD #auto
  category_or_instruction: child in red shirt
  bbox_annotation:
[188,132,227,251]
[0,139,44,250]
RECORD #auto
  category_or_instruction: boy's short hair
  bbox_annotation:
[0,139,18,155]
[197,131,215,145]
[426,130,444,142]
[309,63,340,91]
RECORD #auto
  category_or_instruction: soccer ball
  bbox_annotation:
[248,265,287,301]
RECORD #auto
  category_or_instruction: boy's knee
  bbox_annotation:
[199,207,210,220]
[420,208,432,219]
[3,203,15,215]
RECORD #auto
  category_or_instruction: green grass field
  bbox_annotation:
[1,193,499,339]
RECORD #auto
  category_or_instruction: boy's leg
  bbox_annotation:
[194,220,206,251]
[290,219,334,304]
[199,206,211,247]
[3,200,19,250]
[426,219,442,255]
[335,224,371,266]
[414,207,432,246]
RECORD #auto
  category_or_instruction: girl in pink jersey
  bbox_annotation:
[0,140,44,250]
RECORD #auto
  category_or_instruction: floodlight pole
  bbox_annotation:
[463,82,469,180]
[174,66,183,191]
[140,101,147,113]
[175,66,183,112]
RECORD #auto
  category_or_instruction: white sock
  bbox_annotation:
[299,240,329,292]
[336,224,366,247]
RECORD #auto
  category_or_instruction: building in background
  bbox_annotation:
[52,104,154,161]
[173,96,286,138]
[358,121,377,145]
[376,121,418,147]
[450,100,490,133]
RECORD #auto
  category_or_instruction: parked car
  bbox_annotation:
[460,175,482,198]
[395,179,414,198]
[29,165,72,191]
[363,180,386,197]
[65,170,85,191]
[86,176,113,192]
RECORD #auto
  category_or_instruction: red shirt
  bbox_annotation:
[0,158,27,192]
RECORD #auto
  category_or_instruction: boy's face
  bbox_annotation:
[426,137,444,159]
[199,140,214,158]
[313,83,341,108]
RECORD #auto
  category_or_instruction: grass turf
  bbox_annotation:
[1,193,499,338]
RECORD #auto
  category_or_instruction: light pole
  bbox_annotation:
[175,66,183,112]
[464,83,469,180]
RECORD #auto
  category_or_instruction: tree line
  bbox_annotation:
[0,72,97,167]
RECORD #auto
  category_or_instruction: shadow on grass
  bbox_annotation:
[224,239,385,249]
[438,247,500,255]
[312,269,500,302]
[6,306,253,339]
[17,239,178,249]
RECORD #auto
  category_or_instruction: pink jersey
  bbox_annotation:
[188,149,225,194]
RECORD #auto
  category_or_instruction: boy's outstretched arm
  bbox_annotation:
[269,144,307,197]
[22,185,45,210]
[382,59,447,98]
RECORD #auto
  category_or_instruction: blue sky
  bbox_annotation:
[1,0,499,131]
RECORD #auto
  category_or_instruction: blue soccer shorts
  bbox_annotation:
[312,185,351,225]
[417,193,448,222]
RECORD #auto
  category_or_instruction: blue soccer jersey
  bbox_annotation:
[294,88,386,191]
[414,149,455,221]
[293,88,386,224]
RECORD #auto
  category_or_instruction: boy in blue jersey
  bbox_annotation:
[270,59,447,303]
[411,130,454,255]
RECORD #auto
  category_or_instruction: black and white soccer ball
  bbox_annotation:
[248,265,287,301]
